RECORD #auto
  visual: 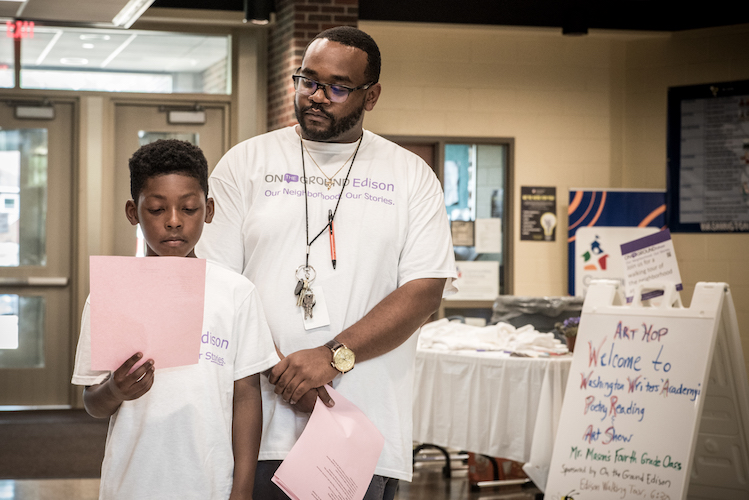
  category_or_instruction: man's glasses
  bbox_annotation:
[292,73,373,103]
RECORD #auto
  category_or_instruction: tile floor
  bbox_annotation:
[0,479,100,500]
[397,465,543,500]
[0,462,543,500]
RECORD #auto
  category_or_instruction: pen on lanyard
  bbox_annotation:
[328,209,337,270]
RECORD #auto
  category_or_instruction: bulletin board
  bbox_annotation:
[666,79,749,233]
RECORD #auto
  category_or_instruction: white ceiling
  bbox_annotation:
[0,0,138,26]
[21,27,229,72]
[0,1,230,76]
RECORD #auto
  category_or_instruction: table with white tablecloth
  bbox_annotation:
[412,348,572,492]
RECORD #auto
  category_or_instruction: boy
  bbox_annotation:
[72,139,279,500]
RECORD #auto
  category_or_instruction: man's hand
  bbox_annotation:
[268,347,338,405]
[267,278,446,408]
[293,386,334,413]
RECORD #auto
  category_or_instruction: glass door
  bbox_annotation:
[113,103,228,256]
[0,99,74,407]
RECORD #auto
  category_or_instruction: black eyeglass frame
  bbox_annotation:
[291,72,374,103]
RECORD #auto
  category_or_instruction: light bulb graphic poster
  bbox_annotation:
[568,189,666,296]
[520,186,557,241]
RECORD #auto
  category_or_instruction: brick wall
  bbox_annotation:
[267,0,359,131]
[202,57,228,94]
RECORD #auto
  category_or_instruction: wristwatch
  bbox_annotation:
[324,340,355,373]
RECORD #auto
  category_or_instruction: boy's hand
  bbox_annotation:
[108,352,155,402]
[83,352,155,418]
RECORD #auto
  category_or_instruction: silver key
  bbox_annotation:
[296,280,309,307]
[302,289,315,319]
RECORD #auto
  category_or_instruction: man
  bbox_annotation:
[197,26,457,500]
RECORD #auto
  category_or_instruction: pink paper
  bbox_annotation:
[272,386,385,500]
[89,256,206,371]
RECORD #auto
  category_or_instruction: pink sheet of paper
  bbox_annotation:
[89,256,206,371]
[272,386,385,500]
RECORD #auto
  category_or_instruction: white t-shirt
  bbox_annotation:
[197,126,457,481]
[72,260,280,500]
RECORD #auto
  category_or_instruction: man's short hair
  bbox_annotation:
[129,139,209,201]
[309,26,381,84]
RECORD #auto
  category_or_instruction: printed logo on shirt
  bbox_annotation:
[265,174,395,192]
[264,173,395,206]
[199,331,228,366]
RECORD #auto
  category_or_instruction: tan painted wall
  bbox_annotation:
[359,21,749,374]
[623,24,749,375]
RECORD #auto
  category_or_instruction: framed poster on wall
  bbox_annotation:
[567,189,666,296]
[667,79,749,233]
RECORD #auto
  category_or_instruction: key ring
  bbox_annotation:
[295,264,316,283]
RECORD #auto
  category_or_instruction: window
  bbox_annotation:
[0,294,45,368]
[18,26,230,94]
[443,141,511,295]
[391,137,514,311]
[0,129,48,268]
[0,33,13,88]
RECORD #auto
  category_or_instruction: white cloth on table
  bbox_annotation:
[412,348,571,492]
[522,356,569,491]
[418,318,568,356]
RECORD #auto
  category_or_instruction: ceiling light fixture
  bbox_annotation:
[112,0,156,29]
[80,34,111,41]
[244,0,275,26]
[100,33,137,68]
[60,57,89,65]
[34,30,63,66]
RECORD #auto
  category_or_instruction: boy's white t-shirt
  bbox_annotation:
[72,260,279,500]
[197,127,458,481]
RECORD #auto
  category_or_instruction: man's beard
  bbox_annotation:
[295,100,365,141]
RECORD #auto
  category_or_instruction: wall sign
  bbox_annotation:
[567,189,666,296]
[521,186,556,241]
[546,281,749,499]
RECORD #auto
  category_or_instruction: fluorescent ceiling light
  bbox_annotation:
[100,33,137,68]
[112,0,155,29]
[80,34,111,41]
[34,29,63,66]
[60,57,89,65]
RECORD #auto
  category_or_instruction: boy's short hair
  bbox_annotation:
[129,139,209,201]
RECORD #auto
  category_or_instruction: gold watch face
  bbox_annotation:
[333,347,355,372]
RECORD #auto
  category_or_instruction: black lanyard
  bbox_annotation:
[299,134,363,269]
